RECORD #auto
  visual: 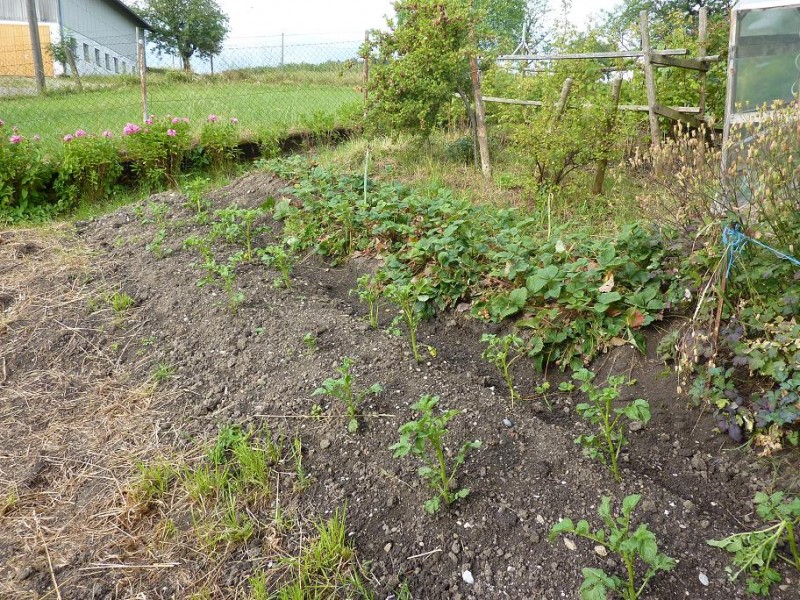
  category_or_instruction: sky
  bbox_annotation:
[217,0,623,41]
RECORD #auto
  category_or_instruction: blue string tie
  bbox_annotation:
[722,225,800,278]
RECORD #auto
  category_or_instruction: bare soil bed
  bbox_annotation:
[1,172,797,599]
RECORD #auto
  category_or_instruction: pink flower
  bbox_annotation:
[167,129,177,137]
[207,114,219,123]
[145,117,154,125]
[33,134,40,142]
[172,117,181,124]
[63,134,74,142]
[0,119,4,127]
[123,123,141,135]
[9,135,22,144]
[75,129,87,138]
[230,117,239,124]
[102,130,113,138]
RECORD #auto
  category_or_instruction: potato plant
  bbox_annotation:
[210,206,268,262]
[390,395,481,514]
[481,333,526,405]
[572,369,651,482]
[312,357,383,433]
[351,273,382,329]
[384,278,432,364]
[550,495,676,600]
[708,491,800,595]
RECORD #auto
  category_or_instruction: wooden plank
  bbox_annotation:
[653,103,702,127]
[482,96,543,106]
[698,7,708,117]
[618,104,701,114]
[640,11,661,148]
[480,96,701,115]
[497,48,688,62]
[650,54,716,71]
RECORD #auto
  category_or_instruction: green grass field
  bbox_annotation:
[1,69,361,153]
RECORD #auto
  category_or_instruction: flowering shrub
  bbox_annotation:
[0,123,51,222]
[55,129,122,208]
[198,114,240,171]
[123,116,190,190]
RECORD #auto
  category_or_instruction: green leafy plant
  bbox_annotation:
[0,127,52,224]
[312,357,383,433]
[152,362,175,383]
[55,131,122,208]
[384,279,432,364]
[572,369,651,482]
[183,176,212,216]
[302,332,318,354]
[550,495,676,600]
[211,206,268,262]
[390,394,481,514]
[351,274,382,329]
[104,290,135,314]
[708,491,800,596]
[481,333,527,405]
[123,116,191,190]
[258,243,294,288]
[146,227,171,259]
[199,115,241,172]
[292,437,311,491]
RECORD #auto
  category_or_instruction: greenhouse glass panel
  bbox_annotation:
[732,4,800,111]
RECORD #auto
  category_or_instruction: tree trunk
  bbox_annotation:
[182,53,192,72]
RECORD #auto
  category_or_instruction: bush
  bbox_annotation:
[0,124,52,223]
[55,130,122,208]
[123,115,191,190]
[199,114,240,171]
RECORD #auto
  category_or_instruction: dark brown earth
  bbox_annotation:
[1,172,797,599]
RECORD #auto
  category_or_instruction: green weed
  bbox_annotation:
[152,362,176,384]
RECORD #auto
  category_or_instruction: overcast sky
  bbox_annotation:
[217,0,623,41]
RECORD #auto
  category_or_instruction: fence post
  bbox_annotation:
[698,6,708,119]
[470,55,491,179]
[25,0,46,94]
[137,28,148,122]
[554,77,573,122]
[592,76,623,195]
[64,44,82,91]
[281,32,285,67]
[640,10,661,149]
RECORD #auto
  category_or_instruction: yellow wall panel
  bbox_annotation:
[0,24,54,77]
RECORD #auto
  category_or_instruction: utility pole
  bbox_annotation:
[280,32,285,67]
[25,0,46,94]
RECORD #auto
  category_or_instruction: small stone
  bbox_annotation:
[319,438,331,450]
[629,421,644,432]
[502,418,513,428]
[699,520,710,529]
[462,570,474,585]
[594,545,608,557]
[641,500,657,514]
[683,500,695,511]
[699,573,709,586]
[563,538,577,551]
[451,541,460,554]
[384,542,393,553]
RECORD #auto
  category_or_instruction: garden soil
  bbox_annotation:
[1,172,797,599]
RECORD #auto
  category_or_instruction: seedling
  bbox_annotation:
[312,357,383,433]
[708,491,800,595]
[351,274,382,329]
[390,395,481,514]
[258,243,294,288]
[292,437,311,491]
[152,362,175,384]
[104,290,134,314]
[550,495,676,599]
[572,369,650,482]
[183,176,211,215]
[481,333,526,405]
[193,250,245,312]
[302,332,318,354]
[384,279,432,364]
[146,227,171,259]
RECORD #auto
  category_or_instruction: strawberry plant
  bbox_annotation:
[312,357,383,433]
[481,333,527,405]
[572,369,651,482]
[550,495,676,599]
[708,491,800,596]
[390,395,481,514]
[384,279,432,364]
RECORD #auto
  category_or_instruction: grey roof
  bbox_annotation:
[108,0,151,29]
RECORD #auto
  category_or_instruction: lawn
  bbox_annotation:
[0,69,361,153]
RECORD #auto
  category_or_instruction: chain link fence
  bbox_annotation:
[1,30,365,151]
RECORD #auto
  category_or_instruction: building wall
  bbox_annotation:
[0,22,55,76]
[61,0,139,65]
[0,0,58,23]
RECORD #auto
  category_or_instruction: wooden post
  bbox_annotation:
[470,55,491,179]
[210,54,214,75]
[592,77,623,195]
[640,10,660,148]
[281,32,285,67]
[64,44,82,91]
[698,6,708,119]
[25,0,46,94]
[554,77,573,121]
[137,28,148,122]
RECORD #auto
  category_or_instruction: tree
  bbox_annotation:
[368,0,530,137]
[136,0,229,72]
